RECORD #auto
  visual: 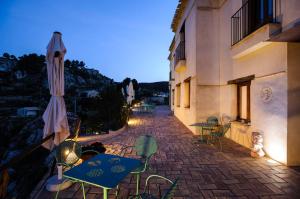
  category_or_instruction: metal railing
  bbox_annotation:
[0,119,81,199]
[0,133,54,199]
[231,0,277,46]
[174,40,185,67]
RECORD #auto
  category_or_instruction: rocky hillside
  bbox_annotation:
[138,81,169,97]
[0,53,112,113]
[0,53,116,199]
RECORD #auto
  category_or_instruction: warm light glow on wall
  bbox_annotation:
[264,134,286,164]
[128,118,140,126]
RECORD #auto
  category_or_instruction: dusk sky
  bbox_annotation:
[0,0,177,82]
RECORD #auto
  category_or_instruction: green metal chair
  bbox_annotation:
[55,140,100,199]
[130,175,178,199]
[119,135,158,195]
[206,116,219,125]
[209,123,231,151]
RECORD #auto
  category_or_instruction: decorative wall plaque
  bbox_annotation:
[260,87,272,103]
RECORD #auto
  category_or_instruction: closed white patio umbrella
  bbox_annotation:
[43,32,72,191]
[127,81,135,105]
[43,31,70,150]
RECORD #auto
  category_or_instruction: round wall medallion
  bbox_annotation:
[260,87,272,103]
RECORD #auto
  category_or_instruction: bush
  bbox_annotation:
[78,84,129,134]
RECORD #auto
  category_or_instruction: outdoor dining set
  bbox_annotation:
[132,103,155,114]
[51,115,230,199]
[54,135,178,199]
[40,32,176,199]
[190,116,231,151]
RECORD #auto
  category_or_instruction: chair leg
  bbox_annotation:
[55,183,62,199]
[218,137,222,151]
[115,185,120,199]
[135,173,141,196]
[81,183,86,199]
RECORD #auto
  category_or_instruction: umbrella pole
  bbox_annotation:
[46,135,72,192]
[57,134,63,180]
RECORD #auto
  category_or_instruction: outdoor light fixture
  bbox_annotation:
[46,140,81,192]
[64,149,70,156]
[65,150,79,165]
[128,118,139,126]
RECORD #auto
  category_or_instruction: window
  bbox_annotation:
[172,89,175,106]
[228,75,254,123]
[176,83,181,107]
[237,81,251,122]
[184,78,191,108]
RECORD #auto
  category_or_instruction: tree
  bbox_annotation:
[64,59,71,68]
[3,52,10,59]
[122,77,131,86]
[78,84,128,134]
[131,79,139,91]
[16,54,45,75]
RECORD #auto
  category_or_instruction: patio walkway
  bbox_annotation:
[35,106,300,199]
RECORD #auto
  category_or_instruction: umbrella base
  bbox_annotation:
[46,175,73,192]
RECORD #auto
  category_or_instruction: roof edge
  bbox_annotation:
[171,0,188,32]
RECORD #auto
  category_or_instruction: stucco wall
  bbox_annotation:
[169,0,299,165]
[223,42,288,164]
[196,85,220,121]
[196,8,220,85]
[173,1,198,134]
[232,42,287,79]
[287,42,300,166]
[252,73,288,164]
[279,0,300,28]
[220,84,237,120]
[174,78,198,133]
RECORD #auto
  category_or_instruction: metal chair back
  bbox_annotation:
[207,116,219,125]
[221,123,231,136]
[134,135,157,158]
[162,178,179,199]
[143,175,178,199]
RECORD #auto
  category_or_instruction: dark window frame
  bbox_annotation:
[184,77,191,108]
[237,81,251,122]
[228,75,254,123]
[176,83,181,107]
[172,89,175,106]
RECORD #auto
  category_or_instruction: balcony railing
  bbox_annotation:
[169,71,174,81]
[231,0,277,46]
[174,41,185,67]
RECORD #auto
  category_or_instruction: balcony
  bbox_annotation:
[174,41,186,73]
[231,0,278,46]
[169,71,174,81]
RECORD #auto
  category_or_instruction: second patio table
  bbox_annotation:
[190,122,219,143]
[63,153,141,199]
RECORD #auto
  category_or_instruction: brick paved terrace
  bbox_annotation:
[34,106,300,199]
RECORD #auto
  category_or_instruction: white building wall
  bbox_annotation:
[173,1,198,133]
[218,0,289,164]
[280,0,300,28]
[169,0,300,165]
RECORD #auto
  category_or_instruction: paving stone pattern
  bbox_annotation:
[36,106,300,199]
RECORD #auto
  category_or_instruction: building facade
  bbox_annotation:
[168,0,300,166]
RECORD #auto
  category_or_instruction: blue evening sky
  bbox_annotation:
[0,0,177,82]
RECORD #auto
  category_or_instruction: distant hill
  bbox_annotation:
[139,81,169,93]
[0,53,112,111]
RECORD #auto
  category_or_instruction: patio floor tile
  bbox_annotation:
[33,106,300,199]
